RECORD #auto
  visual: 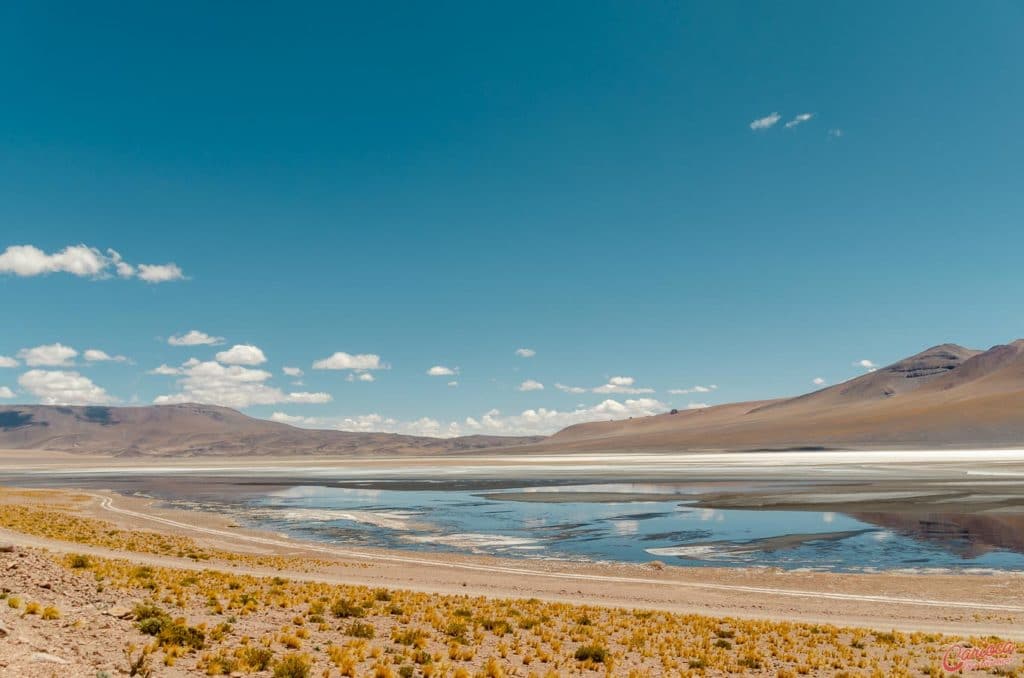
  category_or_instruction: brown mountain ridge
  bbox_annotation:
[540,339,1024,452]
[1,339,1023,456]
[0,403,540,457]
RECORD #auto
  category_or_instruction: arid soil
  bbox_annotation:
[0,488,1023,676]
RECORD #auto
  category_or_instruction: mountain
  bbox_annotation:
[538,340,1024,451]
[3,340,1024,457]
[0,403,540,457]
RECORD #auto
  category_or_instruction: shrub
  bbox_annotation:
[135,603,171,636]
[739,655,762,669]
[272,652,311,678]
[158,620,205,650]
[239,646,274,671]
[69,553,92,568]
[574,645,608,663]
[392,628,427,647]
[347,621,375,639]
[331,598,365,618]
[479,618,511,635]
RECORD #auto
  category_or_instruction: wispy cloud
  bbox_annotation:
[84,349,129,363]
[749,112,781,130]
[154,359,331,408]
[592,376,654,394]
[515,348,536,358]
[313,352,388,371]
[0,244,184,283]
[855,359,878,372]
[272,397,668,438]
[518,379,544,392]
[784,112,814,128]
[426,365,457,376]
[168,330,224,346]
[812,376,826,386]
[668,384,718,395]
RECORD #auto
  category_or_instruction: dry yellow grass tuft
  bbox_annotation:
[41,551,1022,676]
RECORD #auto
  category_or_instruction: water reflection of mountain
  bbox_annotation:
[850,512,1024,559]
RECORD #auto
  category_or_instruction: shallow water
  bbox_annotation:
[236,483,1024,571]
[6,468,1024,572]
[6,456,1024,573]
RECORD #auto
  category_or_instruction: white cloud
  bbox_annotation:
[272,397,668,438]
[828,128,844,138]
[668,384,718,395]
[686,402,709,410]
[592,376,654,394]
[812,377,826,386]
[148,364,182,376]
[84,349,128,363]
[855,359,878,372]
[17,343,78,367]
[282,366,304,377]
[0,356,18,368]
[270,412,321,426]
[18,369,114,405]
[107,249,135,278]
[457,398,667,437]
[215,344,267,366]
[285,391,332,404]
[0,386,14,399]
[346,372,376,383]
[0,244,107,277]
[784,112,814,128]
[136,263,185,283]
[554,383,586,394]
[749,112,781,130]
[154,359,332,409]
[168,330,224,346]
[313,352,387,371]
[518,379,544,392]
[0,244,184,282]
[426,365,457,376]
[447,381,458,387]
[515,348,536,358]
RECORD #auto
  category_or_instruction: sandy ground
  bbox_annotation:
[1,489,1022,642]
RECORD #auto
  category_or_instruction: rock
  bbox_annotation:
[104,604,134,619]
[0,619,9,637]
[0,544,14,553]
[29,652,70,664]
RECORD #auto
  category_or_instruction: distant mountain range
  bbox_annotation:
[2,339,1023,456]
[541,340,1024,452]
[0,403,540,457]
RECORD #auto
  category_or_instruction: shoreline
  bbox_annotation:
[2,485,1023,641]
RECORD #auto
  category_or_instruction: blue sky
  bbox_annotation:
[1,2,1022,436]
